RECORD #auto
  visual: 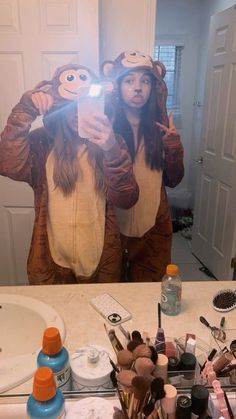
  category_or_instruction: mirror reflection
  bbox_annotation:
[0,0,235,286]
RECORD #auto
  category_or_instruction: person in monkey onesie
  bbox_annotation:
[0,64,139,285]
[101,51,184,282]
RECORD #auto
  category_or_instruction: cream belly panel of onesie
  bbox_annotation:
[46,145,105,277]
[116,142,162,238]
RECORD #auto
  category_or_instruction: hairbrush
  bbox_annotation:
[212,288,236,312]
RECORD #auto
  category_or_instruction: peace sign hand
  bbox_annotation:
[156,111,177,137]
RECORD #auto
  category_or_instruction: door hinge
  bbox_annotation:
[231,256,236,268]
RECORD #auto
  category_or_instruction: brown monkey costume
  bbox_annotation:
[0,64,138,284]
[101,51,184,282]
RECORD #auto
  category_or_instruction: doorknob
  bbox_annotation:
[194,156,203,164]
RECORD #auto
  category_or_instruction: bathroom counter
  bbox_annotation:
[0,280,235,395]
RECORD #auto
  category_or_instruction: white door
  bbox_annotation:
[192,6,236,280]
[0,0,99,285]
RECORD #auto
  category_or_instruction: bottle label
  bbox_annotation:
[161,284,181,315]
[55,363,71,391]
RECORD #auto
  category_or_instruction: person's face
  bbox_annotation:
[119,70,152,110]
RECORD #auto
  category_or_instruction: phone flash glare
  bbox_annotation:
[88,84,103,98]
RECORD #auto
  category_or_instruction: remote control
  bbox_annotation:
[90,293,132,325]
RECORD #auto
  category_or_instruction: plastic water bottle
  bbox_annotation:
[27,366,65,419]
[161,264,182,316]
[37,327,71,391]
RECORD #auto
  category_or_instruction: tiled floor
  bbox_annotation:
[171,232,215,281]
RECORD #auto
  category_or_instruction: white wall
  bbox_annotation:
[99,0,156,63]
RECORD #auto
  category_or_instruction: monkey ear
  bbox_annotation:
[34,80,53,92]
[154,61,166,79]
[101,61,115,77]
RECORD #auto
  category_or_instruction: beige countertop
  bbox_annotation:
[0,281,235,396]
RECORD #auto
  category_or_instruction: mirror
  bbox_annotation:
[0,0,235,287]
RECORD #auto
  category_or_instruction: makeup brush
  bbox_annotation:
[133,343,152,360]
[129,375,150,419]
[117,369,137,409]
[131,330,143,341]
[119,324,131,341]
[142,377,165,417]
[117,349,134,370]
[134,357,155,376]
[109,356,120,373]
[155,303,166,353]
[127,339,143,352]
[149,345,158,364]
[104,324,124,354]
[116,386,130,419]
[110,366,129,419]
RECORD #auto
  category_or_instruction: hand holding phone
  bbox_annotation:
[78,85,116,152]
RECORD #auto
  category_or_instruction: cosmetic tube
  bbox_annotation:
[153,353,168,383]
[190,385,209,419]
[176,395,192,419]
[179,352,196,386]
[212,352,234,373]
[160,384,177,419]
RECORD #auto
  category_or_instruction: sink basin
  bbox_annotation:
[0,294,65,393]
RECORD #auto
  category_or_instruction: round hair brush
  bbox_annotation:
[212,288,236,312]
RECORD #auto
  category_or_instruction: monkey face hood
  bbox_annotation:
[101,50,168,125]
[101,50,166,83]
[42,63,99,109]
[41,64,99,137]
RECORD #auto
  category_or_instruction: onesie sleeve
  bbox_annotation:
[102,135,139,209]
[162,131,184,187]
[0,91,39,186]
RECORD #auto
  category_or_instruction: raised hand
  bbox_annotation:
[31,87,53,115]
[79,112,116,152]
[156,111,177,137]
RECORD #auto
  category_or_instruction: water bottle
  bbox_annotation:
[27,366,65,419]
[161,264,182,316]
[37,327,71,391]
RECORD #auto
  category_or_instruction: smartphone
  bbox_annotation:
[77,84,104,139]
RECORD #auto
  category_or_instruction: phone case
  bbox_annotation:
[90,293,132,325]
[77,94,104,139]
